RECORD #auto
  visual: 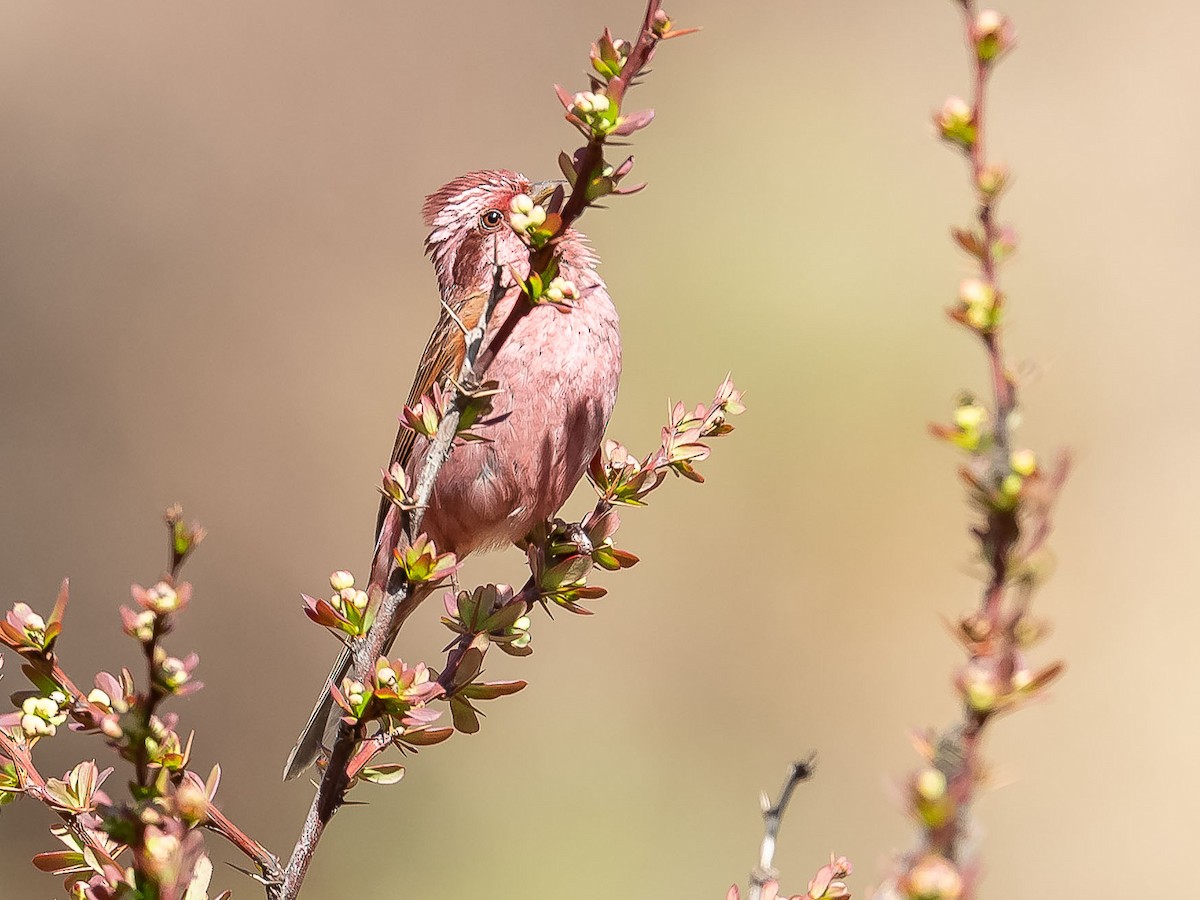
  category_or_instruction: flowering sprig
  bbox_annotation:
[442,583,533,655]
[519,378,744,617]
[331,657,443,730]
[474,0,694,378]
[392,533,459,586]
[0,507,280,899]
[591,375,745,504]
[877,5,1068,898]
[0,583,68,658]
[303,570,376,638]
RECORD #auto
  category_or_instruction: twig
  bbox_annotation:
[748,756,816,900]
[876,6,1067,895]
[202,805,282,884]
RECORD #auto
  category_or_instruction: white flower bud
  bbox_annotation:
[21,714,54,737]
[329,570,355,592]
[1010,449,1037,477]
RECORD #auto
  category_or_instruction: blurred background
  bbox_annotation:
[1,0,1195,896]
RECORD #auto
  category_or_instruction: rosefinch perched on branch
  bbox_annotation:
[284,170,622,779]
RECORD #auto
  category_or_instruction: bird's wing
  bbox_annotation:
[374,289,489,541]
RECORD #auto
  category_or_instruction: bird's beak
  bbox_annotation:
[530,179,566,206]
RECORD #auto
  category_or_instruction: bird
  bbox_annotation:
[283,170,622,779]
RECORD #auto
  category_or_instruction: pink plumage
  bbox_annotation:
[285,170,621,778]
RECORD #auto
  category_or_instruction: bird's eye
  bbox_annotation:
[479,209,505,231]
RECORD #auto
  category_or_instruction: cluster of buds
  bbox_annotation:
[121,608,156,643]
[333,657,444,731]
[971,9,1015,63]
[570,89,618,135]
[556,83,655,144]
[303,570,375,638]
[975,162,1008,199]
[508,193,563,256]
[98,704,192,775]
[931,400,1051,514]
[132,581,189,617]
[541,276,579,311]
[442,584,534,656]
[121,580,191,644]
[508,192,550,245]
[19,691,69,738]
[152,648,200,696]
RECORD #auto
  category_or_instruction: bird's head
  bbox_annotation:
[422,170,560,299]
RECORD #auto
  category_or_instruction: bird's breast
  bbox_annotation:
[414,278,621,557]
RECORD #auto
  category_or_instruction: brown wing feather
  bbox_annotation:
[374,290,489,541]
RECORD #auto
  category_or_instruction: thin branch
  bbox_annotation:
[876,6,1067,895]
[748,756,816,900]
[202,805,282,885]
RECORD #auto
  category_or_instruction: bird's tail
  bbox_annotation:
[283,502,415,781]
[282,644,353,781]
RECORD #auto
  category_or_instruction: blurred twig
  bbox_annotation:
[748,756,816,900]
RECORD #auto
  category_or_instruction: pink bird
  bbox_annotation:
[284,170,622,778]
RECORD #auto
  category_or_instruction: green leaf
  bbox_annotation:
[359,764,406,785]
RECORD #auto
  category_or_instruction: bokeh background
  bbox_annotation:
[2,1,1196,896]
